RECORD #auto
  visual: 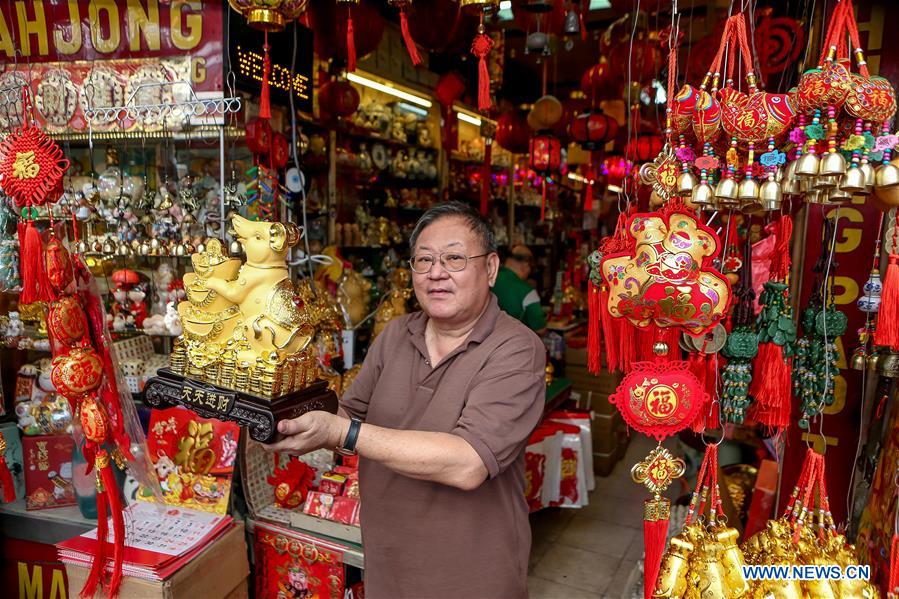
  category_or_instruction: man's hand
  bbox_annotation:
[264,411,345,455]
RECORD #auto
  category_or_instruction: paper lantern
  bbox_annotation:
[245,118,273,154]
[304,0,384,67]
[626,135,664,163]
[570,110,619,150]
[318,79,360,118]
[580,60,620,104]
[600,210,731,335]
[529,133,562,173]
[496,111,530,154]
[227,0,308,32]
[527,95,563,131]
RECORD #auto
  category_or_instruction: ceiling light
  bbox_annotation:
[397,102,429,117]
[499,0,512,9]
[346,72,433,108]
[457,112,482,126]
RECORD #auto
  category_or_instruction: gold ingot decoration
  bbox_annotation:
[169,215,325,399]
[715,527,750,597]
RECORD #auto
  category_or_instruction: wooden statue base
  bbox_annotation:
[144,368,338,443]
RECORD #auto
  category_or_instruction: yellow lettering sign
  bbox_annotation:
[0,10,12,58]
[53,1,82,55]
[192,56,206,84]
[50,568,66,599]
[828,207,863,253]
[18,562,42,599]
[15,0,48,57]
[831,276,859,306]
[171,1,202,51]
[127,0,161,52]
[800,432,839,454]
[90,1,121,54]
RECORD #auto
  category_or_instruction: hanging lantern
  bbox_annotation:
[227,0,309,32]
[406,0,467,52]
[626,134,664,163]
[318,79,361,118]
[304,0,384,72]
[570,110,619,151]
[527,95,563,131]
[529,133,562,173]
[581,60,621,105]
[496,110,531,154]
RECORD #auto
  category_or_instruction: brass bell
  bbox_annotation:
[649,190,665,208]
[867,352,880,371]
[229,239,243,255]
[805,190,824,204]
[677,171,699,197]
[690,182,714,207]
[782,175,802,197]
[813,175,838,190]
[795,152,821,178]
[760,179,783,211]
[73,240,89,255]
[841,166,867,194]
[737,178,760,201]
[818,151,847,177]
[875,162,899,188]
[715,178,739,206]
[116,244,132,257]
[138,241,151,256]
[102,239,116,255]
[875,351,899,378]
[850,349,868,371]
[173,243,187,257]
[195,243,206,254]
[861,161,876,191]
[829,186,852,204]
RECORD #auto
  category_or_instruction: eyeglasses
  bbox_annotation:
[409,252,490,274]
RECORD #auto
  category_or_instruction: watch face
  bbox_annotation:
[81,67,125,129]
[35,69,78,130]
[0,72,28,129]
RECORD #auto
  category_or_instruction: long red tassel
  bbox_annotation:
[599,284,619,370]
[588,282,602,374]
[471,18,494,112]
[399,9,422,66]
[643,504,669,599]
[540,179,547,221]
[98,455,125,598]
[80,479,108,599]
[19,219,45,304]
[748,343,792,430]
[875,254,899,349]
[480,141,492,216]
[259,35,272,120]
[617,320,637,371]
[889,534,899,596]
[346,11,357,73]
[584,177,594,212]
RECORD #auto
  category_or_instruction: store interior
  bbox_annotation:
[1,0,899,598]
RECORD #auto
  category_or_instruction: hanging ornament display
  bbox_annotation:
[461,0,499,112]
[721,239,758,425]
[388,0,423,66]
[304,0,384,72]
[227,0,308,31]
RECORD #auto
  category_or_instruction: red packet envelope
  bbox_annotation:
[319,473,346,496]
[303,491,334,519]
[328,496,359,525]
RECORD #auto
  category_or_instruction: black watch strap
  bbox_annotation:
[340,418,362,454]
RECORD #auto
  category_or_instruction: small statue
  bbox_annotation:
[372,268,412,339]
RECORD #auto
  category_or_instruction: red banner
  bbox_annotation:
[0,1,222,91]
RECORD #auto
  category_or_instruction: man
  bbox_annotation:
[492,244,548,335]
[268,202,546,598]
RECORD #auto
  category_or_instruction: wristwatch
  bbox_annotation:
[335,418,362,456]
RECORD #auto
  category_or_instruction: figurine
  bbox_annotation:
[372,268,412,339]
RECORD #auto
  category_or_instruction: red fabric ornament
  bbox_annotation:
[470,23,494,113]
[528,134,561,174]
[46,236,74,296]
[304,0,384,69]
[610,361,705,441]
[51,347,105,398]
[405,0,469,52]
[246,118,273,155]
[495,110,530,154]
[346,6,357,72]
[391,1,422,66]
[0,431,15,503]
[434,71,466,108]
[0,118,69,208]
[47,296,88,346]
[271,134,290,170]
[600,209,732,335]
[570,110,619,151]
[260,35,272,119]
[626,135,664,163]
[318,79,361,119]
[267,456,316,509]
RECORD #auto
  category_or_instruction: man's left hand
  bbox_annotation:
[264,411,345,455]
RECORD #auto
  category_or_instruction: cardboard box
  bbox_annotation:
[23,434,75,510]
[64,523,249,599]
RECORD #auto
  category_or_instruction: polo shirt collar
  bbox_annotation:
[406,293,501,359]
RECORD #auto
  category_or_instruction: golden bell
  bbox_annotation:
[760,179,783,211]
[653,535,694,599]
[850,350,868,371]
[138,241,151,256]
[795,152,821,177]
[782,177,801,197]
[691,182,714,207]
[818,152,847,177]
[649,190,665,208]
[876,351,899,378]
[102,239,116,255]
[229,239,243,255]
[715,178,739,206]
[737,178,760,201]
[814,175,838,190]
[867,352,880,371]
[805,190,824,204]
[829,186,852,204]
[841,166,867,194]
[861,162,876,191]
[875,162,899,188]
[677,171,699,197]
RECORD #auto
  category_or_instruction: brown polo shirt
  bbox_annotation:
[341,294,546,598]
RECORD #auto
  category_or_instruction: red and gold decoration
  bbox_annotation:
[0,431,15,503]
[528,94,564,220]
[267,456,316,509]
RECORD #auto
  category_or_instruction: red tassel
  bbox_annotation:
[540,179,547,221]
[98,457,125,599]
[260,38,272,120]
[617,320,637,371]
[875,254,899,349]
[643,504,669,599]
[19,219,46,305]
[889,534,899,595]
[346,12,357,73]
[599,284,619,371]
[584,179,593,212]
[579,10,587,42]
[748,343,792,430]
[480,141,492,216]
[80,482,108,599]
[399,10,422,66]
[470,22,494,112]
[587,282,602,374]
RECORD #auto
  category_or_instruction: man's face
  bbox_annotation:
[412,216,499,326]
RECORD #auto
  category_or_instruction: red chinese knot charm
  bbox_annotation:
[0,118,69,207]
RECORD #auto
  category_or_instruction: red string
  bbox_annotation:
[346,7,357,73]
[260,33,271,120]
[843,2,870,77]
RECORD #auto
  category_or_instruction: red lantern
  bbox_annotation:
[271,134,290,169]
[626,134,664,163]
[496,111,530,154]
[511,0,567,37]
[246,118,273,154]
[580,61,621,105]
[570,110,619,151]
[304,0,384,68]
[608,37,662,85]
[406,0,470,52]
[529,134,562,174]
[318,79,360,118]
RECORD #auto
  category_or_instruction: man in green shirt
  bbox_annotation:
[492,245,547,335]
